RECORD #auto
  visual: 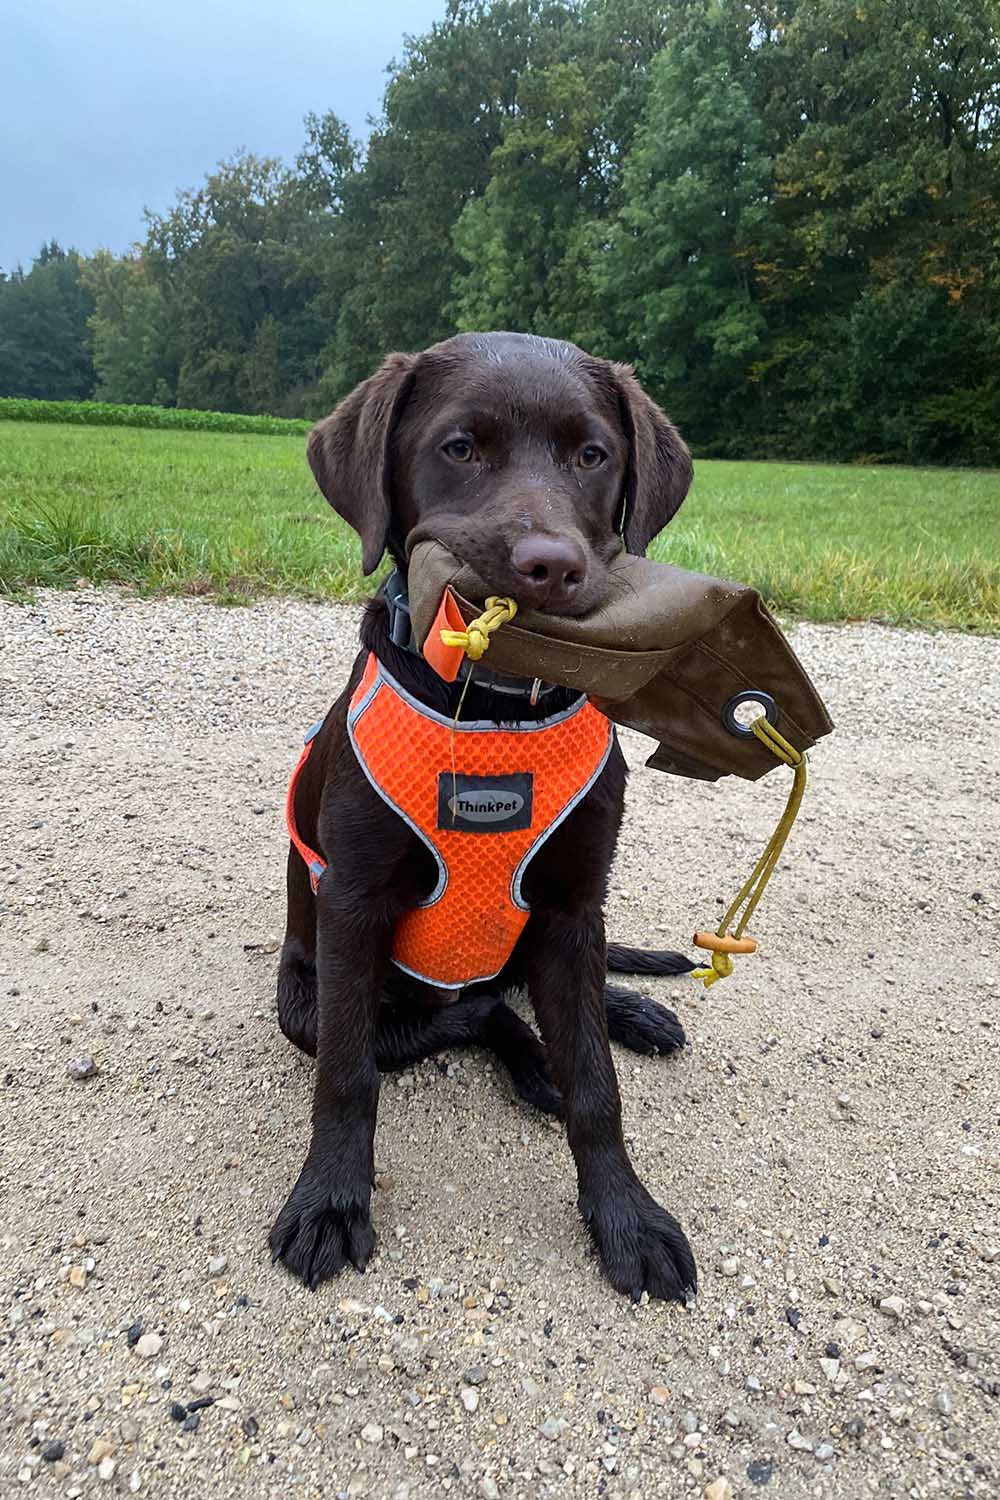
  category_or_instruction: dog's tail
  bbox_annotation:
[606,943,696,977]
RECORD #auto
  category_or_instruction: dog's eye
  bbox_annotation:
[578,444,607,469]
[442,438,475,464]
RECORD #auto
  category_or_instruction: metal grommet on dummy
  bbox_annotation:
[721,690,779,740]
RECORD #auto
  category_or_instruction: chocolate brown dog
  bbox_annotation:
[272,332,698,1302]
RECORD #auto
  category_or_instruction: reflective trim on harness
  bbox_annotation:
[285,721,328,894]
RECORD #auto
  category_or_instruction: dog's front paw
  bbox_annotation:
[270,1167,375,1290]
[581,1184,696,1304]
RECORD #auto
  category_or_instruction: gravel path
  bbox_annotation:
[1,589,998,1500]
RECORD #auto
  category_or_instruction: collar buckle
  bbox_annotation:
[385,569,414,649]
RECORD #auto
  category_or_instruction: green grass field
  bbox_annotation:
[1,420,998,629]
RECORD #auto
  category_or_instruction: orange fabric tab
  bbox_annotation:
[421,587,467,682]
[347,653,612,988]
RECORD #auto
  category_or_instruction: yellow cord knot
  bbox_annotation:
[440,596,518,661]
[691,931,755,989]
[691,950,734,989]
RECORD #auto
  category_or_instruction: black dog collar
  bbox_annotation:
[383,570,562,702]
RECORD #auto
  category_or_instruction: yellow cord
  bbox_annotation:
[447,666,477,821]
[691,716,807,989]
[440,597,518,661]
[442,598,518,819]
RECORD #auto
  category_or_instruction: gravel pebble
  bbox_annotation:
[65,1054,98,1080]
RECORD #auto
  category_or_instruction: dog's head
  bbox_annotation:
[307,331,692,616]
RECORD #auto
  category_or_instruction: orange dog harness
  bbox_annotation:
[287,652,613,989]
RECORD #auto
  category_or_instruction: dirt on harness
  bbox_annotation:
[1,588,998,1500]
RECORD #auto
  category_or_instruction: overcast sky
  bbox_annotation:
[2,0,448,272]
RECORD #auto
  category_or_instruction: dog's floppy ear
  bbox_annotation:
[610,363,693,555]
[307,352,417,575]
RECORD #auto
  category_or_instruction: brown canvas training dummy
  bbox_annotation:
[407,540,833,783]
[405,540,834,988]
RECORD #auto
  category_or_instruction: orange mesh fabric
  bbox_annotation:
[347,653,612,988]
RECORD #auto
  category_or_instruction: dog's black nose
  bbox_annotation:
[510,534,587,609]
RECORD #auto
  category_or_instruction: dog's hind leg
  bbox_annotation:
[276,844,319,1055]
[277,942,318,1055]
[375,995,562,1117]
[371,995,494,1070]
[605,982,686,1056]
[478,1001,562,1115]
[277,958,562,1116]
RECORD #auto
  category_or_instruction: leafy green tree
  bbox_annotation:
[0,243,95,399]
[295,110,360,214]
[85,250,177,405]
[593,2,769,449]
[577,0,694,196]
[239,313,283,413]
[451,1,692,343]
[748,0,1000,458]
[143,151,328,412]
[452,61,607,337]
[318,0,578,398]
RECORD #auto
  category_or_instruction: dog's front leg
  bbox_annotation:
[525,907,697,1304]
[270,863,402,1290]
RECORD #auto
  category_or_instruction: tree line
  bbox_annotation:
[2,0,998,465]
